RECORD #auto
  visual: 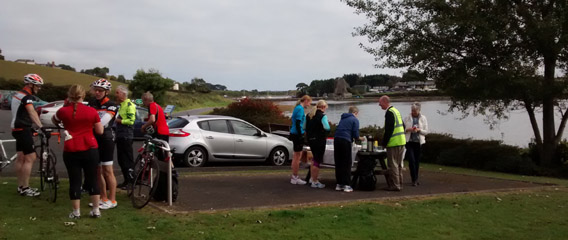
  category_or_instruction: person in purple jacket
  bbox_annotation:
[333,106,365,192]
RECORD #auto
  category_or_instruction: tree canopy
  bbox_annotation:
[343,0,568,166]
[129,69,174,105]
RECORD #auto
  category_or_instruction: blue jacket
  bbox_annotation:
[334,113,360,142]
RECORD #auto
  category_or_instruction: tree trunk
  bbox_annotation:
[525,100,543,156]
[541,58,557,167]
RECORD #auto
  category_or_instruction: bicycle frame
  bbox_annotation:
[0,139,17,171]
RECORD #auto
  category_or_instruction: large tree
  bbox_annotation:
[344,0,568,166]
[129,69,174,105]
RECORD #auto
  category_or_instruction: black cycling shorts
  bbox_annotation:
[97,139,115,165]
[12,128,35,155]
[289,134,304,152]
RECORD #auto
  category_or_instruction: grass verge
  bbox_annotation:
[1,165,567,239]
[165,91,233,113]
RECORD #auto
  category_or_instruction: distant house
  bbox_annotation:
[36,61,61,69]
[370,86,389,93]
[395,81,436,91]
[172,83,179,91]
[15,59,35,65]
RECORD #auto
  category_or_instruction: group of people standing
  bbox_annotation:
[288,95,429,192]
[10,73,168,219]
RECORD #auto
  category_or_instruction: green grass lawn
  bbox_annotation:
[0,60,117,90]
[1,164,568,240]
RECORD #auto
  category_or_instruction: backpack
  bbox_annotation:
[153,168,178,202]
[353,157,377,191]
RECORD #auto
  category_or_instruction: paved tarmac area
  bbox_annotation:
[158,169,549,212]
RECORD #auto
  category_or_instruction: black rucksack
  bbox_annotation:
[153,168,178,202]
[353,157,377,191]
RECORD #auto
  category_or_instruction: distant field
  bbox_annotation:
[0,60,122,90]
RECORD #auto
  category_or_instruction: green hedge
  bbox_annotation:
[422,133,537,175]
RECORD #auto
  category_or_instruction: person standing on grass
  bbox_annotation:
[89,79,118,209]
[11,73,44,197]
[379,95,406,191]
[404,102,428,186]
[114,85,136,190]
[289,95,312,185]
[333,106,365,193]
[305,100,330,189]
[53,84,104,218]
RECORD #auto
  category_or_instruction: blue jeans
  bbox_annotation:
[405,142,421,183]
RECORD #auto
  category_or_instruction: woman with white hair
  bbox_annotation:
[404,102,429,186]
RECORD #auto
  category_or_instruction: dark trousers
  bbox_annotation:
[63,148,100,200]
[405,142,421,183]
[116,137,134,184]
[334,138,352,186]
[308,139,326,167]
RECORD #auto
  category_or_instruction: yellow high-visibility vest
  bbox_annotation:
[386,106,406,147]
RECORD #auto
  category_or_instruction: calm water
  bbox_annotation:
[283,100,568,147]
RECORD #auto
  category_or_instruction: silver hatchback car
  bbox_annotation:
[168,115,293,167]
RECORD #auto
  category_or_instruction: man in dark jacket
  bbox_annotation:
[379,95,406,191]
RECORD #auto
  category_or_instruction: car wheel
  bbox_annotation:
[267,147,288,166]
[184,146,207,167]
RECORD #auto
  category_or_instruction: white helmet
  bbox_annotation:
[91,78,112,90]
[24,74,44,85]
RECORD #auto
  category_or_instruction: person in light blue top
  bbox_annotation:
[289,95,312,185]
[306,100,331,189]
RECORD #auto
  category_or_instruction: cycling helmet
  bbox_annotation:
[23,74,44,85]
[145,125,155,135]
[92,78,112,90]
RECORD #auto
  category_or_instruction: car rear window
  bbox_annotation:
[207,120,229,133]
[197,121,209,131]
[167,117,189,129]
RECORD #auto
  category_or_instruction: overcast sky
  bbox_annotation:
[1,0,401,91]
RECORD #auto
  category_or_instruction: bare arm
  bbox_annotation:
[93,122,104,135]
[141,114,156,132]
[25,104,42,128]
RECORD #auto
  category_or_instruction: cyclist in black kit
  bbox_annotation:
[89,79,118,209]
[11,74,44,197]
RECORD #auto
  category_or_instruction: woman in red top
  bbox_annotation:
[53,85,104,219]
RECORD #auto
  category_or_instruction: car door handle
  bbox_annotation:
[236,139,243,142]
[206,136,214,139]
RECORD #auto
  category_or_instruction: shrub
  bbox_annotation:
[423,133,536,175]
[210,98,289,131]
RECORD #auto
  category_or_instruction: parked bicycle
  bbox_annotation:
[130,135,173,209]
[0,133,17,172]
[34,128,61,203]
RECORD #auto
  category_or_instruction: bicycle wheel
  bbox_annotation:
[131,156,160,209]
[127,154,144,197]
[0,155,8,171]
[45,150,58,203]
[35,146,46,191]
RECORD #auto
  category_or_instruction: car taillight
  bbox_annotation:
[169,129,190,137]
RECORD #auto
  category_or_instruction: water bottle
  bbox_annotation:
[367,135,373,152]
[361,136,367,151]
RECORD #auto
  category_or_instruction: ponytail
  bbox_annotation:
[67,84,86,119]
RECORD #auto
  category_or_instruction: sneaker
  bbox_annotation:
[290,175,307,185]
[17,186,22,194]
[311,181,326,189]
[343,186,354,193]
[89,210,101,218]
[68,212,81,219]
[99,200,113,210]
[20,187,40,197]
[335,184,345,191]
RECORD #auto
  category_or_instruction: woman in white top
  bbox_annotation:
[404,102,428,186]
